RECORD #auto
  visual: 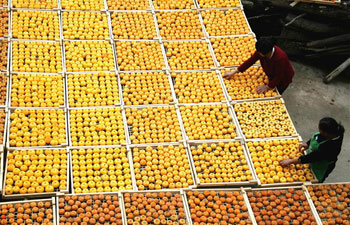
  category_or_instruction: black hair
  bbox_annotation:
[319,117,345,136]
[255,37,275,55]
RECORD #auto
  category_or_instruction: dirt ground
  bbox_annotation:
[283,61,350,182]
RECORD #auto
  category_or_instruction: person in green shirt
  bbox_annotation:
[280,117,345,182]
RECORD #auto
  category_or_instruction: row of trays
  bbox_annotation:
[0,6,253,40]
[0,98,299,148]
[0,66,280,109]
[0,36,259,75]
[0,136,318,199]
[0,0,244,11]
[0,183,349,225]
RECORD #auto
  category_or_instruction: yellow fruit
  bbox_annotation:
[121,72,173,105]
[11,41,62,73]
[116,41,165,71]
[61,0,105,10]
[12,10,59,40]
[156,11,204,39]
[67,72,119,107]
[107,0,150,9]
[211,35,256,67]
[197,0,241,8]
[132,145,193,190]
[172,71,225,103]
[202,9,250,36]
[65,41,115,72]
[69,107,126,146]
[11,74,64,107]
[234,100,296,139]
[247,139,314,184]
[164,41,214,70]
[126,106,182,144]
[153,0,194,9]
[12,0,58,9]
[5,149,67,195]
[63,11,109,40]
[180,104,237,140]
[111,12,156,39]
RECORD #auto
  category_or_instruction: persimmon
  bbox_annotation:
[116,41,165,71]
[71,147,132,193]
[63,11,109,40]
[107,0,150,9]
[164,41,214,70]
[197,0,241,8]
[202,9,250,36]
[126,106,182,144]
[222,67,278,100]
[111,12,156,39]
[132,145,193,190]
[61,0,105,10]
[187,190,252,225]
[12,0,57,9]
[0,9,8,38]
[69,107,126,146]
[65,41,115,72]
[156,11,204,39]
[5,149,67,196]
[0,40,7,70]
[153,0,194,9]
[308,184,350,223]
[249,189,317,224]
[211,36,256,67]
[12,41,62,73]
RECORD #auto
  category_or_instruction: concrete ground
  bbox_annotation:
[283,61,350,182]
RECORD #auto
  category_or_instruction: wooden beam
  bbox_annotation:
[323,57,350,83]
[306,34,350,47]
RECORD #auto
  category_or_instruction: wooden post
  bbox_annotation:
[323,57,350,84]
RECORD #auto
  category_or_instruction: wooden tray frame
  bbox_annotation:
[68,145,136,194]
[2,147,70,199]
[187,140,258,188]
[128,142,197,191]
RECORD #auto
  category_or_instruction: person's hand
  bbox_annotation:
[256,85,270,94]
[299,143,308,152]
[223,70,238,80]
[279,159,294,167]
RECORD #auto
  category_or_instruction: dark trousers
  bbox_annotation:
[321,162,336,183]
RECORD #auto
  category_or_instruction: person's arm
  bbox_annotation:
[237,51,259,73]
[223,52,259,79]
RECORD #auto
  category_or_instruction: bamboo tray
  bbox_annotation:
[217,67,282,103]
[169,70,228,104]
[6,107,69,149]
[56,192,124,225]
[183,188,257,225]
[2,147,70,199]
[67,106,127,146]
[0,197,57,225]
[65,71,121,108]
[120,189,192,225]
[0,107,8,146]
[187,140,258,188]
[245,186,321,225]
[233,98,299,141]
[303,182,350,225]
[199,8,253,38]
[0,38,9,72]
[124,104,186,145]
[0,73,9,107]
[10,9,61,41]
[68,145,136,194]
[244,136,319,188]
[8,73,66,108]
[178,102,243,142]
[119,70,176,106]
[0,145,4,195]
[128,142,197,191]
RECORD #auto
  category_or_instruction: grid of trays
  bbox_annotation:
[1,0,348,224]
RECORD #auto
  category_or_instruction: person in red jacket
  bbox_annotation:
[223,38,295,94]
